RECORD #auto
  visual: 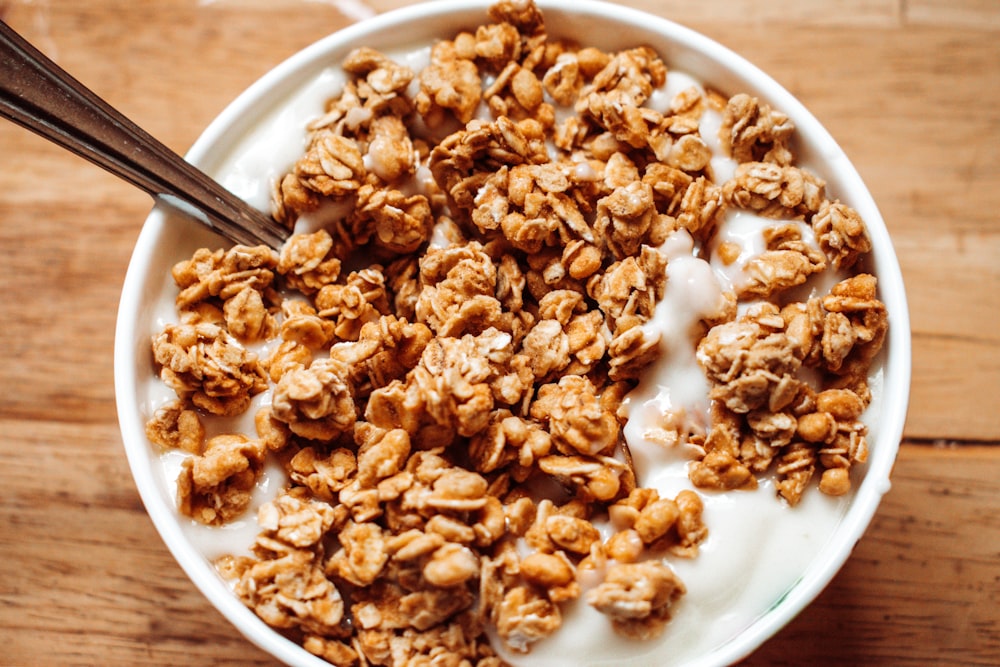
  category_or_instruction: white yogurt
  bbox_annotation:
[622,229,723,474]
[708,209,772,293]
[699,103,738,184]
[501,485,848,666]
[147,42,864,667]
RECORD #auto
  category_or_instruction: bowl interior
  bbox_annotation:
[115,1,911,665]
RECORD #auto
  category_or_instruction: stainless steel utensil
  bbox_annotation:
[0,20,289,249]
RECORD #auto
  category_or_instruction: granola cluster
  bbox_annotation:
[145,0,888,664]
[684,88,888,504]
[690,273,887,504]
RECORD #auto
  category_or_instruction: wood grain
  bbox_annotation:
[0,0,997,665]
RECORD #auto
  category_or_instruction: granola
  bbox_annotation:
[146,0,888,663]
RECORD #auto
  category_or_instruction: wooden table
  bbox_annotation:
[1,1,997,664]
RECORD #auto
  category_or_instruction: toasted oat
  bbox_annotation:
[273,359,356,441]
[152,322,268,417]
[176,434,266,525]
[145,398,204,454]
[719,92,794,165]
[813,200,872,270]
[585,560,686,639]
[741,223,827,298]
[694,275,885,505]
[723,161,826,218]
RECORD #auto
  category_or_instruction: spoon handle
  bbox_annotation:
[0,20,290,249]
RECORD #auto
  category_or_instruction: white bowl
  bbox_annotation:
[115,1,911,665]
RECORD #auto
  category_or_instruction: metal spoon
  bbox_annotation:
[0,20,290,250]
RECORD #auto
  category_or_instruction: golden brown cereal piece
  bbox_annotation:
[745,409,797,465]
[720,92,795,165]
[416,40,482,125]
[172,245,281,339]
[545,513,601,555]
[634,496,680,544]
[327,520,389,587]
[355,424,411,486]
[484,62,553,126]
[402,330,509,438]
[352,184,433,254]
[387,528,446,562]
[270,358,357,440]
[604,529,644,563]
[543,51,586,106]
[223,286,277,343]
[414,242,503,337]
[741,223,827,299]
[520,551,580,603]
[288,446,357,503]
[530,375,619,457]
[819,467,852,496]
[426,467,490,512]
[576,47,666,147]
[689,449,758,491]
[257,489,337,548]
[674,489,708,555]
[474,22,523,72]
[336,314,433,393]
[342,46,415,99]
[817,387,866,420]
[607,324,662,382]
[820,274,888,384]
[797,410,838,444]
[537,454,627,502]
[429,116,549,215]
[469,410,551,473]
[144,399,204,454]
[723,161,826,219]
[366,115,416,182]
[423,542,480,587]
[689,404,759,491]
[493,584,562,653]
[669,133,713,172]
[775,442,817,506]
[488,0,546,35]
[254,407,292,452]
[276,230,342,295]
[315,267,390,342]
[278,299,334,350]
[594,181,661,259]
[675,175,724,239]
[152,322,268,417]
[176,434,266,525]
[585,561,686,639]
[226,543,345,637]
[813,199,872,270]
[589,245,667,335]
[302,635,359,666]
[271,172,320,228]
[294,130,367,198]
[696,308,804,414]
[266,339,313,383]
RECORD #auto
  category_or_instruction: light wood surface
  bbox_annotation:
[1,0,997,665]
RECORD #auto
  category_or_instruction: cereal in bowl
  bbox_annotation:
[146,1,886,663]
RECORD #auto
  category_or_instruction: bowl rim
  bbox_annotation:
[114,1,912,665]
